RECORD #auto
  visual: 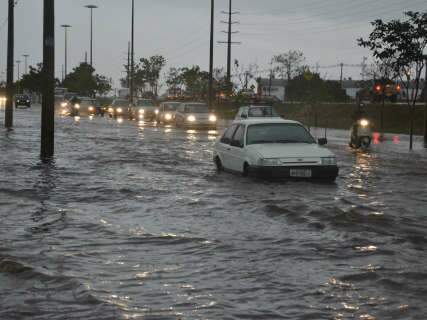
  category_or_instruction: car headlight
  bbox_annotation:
[74,104,80,109]
[108,107,114,113]
[321,157,337,165]
[89,106,94,112]
[165,113,172,120]
[155,109,159,115]
[117,108,123,113]
[360,119,369,127]
[187,115,196,122]
[209,115,217,122]
[139,109,145,114]
[259,158,281,166]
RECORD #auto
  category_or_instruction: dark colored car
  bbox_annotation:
[15,94,31,108]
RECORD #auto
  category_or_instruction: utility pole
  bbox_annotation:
[84,5,98,67]
[16,60,21,82]
[41,0,55,159]
[130,0,135,105]
[16,60,21,94]
[61,24,71,77]
[127,41,131,89]
[218,0,240,95]
[208,0,214,109]
[23,54,29,75]
[5,0,14,129]
[424,55,427,148]
[339,62,344,87]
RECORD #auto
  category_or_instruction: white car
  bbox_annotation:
[213,119,339,181]
[174,102,217,130]
[235,105,280,120]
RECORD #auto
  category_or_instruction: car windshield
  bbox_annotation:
[137,99,154,106]
[81,99,99,107]
[248,107,279,117]
[247,123,315,145]
[184,104,209,113]
[113,100,128,107]
[164,103,180,111]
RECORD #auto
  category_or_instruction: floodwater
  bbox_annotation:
[1,106,427,320]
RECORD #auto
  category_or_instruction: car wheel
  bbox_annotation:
[243,162,250,177]
[214,156,223,172]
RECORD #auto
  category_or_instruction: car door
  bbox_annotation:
[217,124,238,170]
[228,125,246,172]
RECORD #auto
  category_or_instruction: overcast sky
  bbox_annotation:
[0,0,426,88]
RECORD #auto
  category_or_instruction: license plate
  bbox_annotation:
[290,169,312,178]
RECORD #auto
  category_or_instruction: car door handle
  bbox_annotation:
[226,147,231,151]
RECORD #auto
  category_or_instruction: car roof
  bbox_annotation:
[240,105,274,108]
[232,118,301,126]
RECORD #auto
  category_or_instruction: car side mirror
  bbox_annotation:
[318,138,328,146]
[230,140,244,148]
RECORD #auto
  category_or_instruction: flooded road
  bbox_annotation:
[1,106,427,320]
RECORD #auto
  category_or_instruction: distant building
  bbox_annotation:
[341,80,363,100]
[257,78,287,102]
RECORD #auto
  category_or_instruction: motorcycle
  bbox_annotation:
[350,119,372,150]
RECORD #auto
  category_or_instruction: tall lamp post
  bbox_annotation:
[423,54,427,148]
[23,54,29,75]
[5,0,15,129]
[84,5,98,67]
[61,24,71,78]
[41,0,55,159]
[129,0,135,106]
[208,0,214,110]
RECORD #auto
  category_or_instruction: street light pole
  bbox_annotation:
[61,25,71,78]
[16,60,21,82]
[41,0,55,159]
[130,0,135,106]
[423,55,427,148]
[16,60,21,94]
[5,0,14,129]
[208,0,214,110]
[23,54,29,75]
[84,5,98,67]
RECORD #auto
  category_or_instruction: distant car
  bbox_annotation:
[213,118,339,181]
[174,102,217,130]
[132,99,158,121]
[15,94,31,108]
[107,99,132,118]
[157,101,181,124]
[235,105,280,120]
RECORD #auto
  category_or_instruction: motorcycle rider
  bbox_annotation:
[350,103,368,147]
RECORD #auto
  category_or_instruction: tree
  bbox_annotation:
[358,11,427,149]
[273,50,306,81]
[62,62,112,97]
[20,63,44,95]
[139,55,166,97]
[233,60,258,90]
